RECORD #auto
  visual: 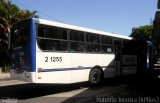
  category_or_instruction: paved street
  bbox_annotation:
[0,75,160,103]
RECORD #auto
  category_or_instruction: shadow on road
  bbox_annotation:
[0,82,88,100]
[0,75,160,102]
[63,75,160,103]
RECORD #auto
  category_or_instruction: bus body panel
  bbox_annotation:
[71,53,115,83]
[29,19,37,73]
[71,53,96,83]
[10,70,36,82]
[10,18,152,84]
[122,55,137,75]
[35,52,117,83]
[10,18,37,82]
[36,52,72,83]
[97,54,116,78]
[35,71,72,84]
[38,19,132,40]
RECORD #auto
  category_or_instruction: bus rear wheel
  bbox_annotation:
[89,68,103,86]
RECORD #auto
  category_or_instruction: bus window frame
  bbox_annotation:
[37,24,115,54]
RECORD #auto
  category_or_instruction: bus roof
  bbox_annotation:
[33,18,132,40]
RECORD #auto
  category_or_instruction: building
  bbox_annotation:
[153,0,160,44]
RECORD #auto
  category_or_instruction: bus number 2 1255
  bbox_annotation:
[45,57,62,62]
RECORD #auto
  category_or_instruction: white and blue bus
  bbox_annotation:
[10,18,140,85]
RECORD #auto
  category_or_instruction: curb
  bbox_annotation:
[0,73,11,81]
[0,78,12,81]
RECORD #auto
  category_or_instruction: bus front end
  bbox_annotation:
[10,18,36,83]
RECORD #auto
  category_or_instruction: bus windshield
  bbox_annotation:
[11,19,29,49]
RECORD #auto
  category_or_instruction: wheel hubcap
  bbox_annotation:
[92,72,99,83]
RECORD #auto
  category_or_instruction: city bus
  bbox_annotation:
[10,18,144,85]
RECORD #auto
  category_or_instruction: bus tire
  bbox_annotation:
[89,68,103,86]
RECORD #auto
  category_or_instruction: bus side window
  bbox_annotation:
[37,25,68,52]
[70,30,85,52]
[45,40,57,50]
[86,33,99,43]
[86,44,100,53]
[38,39,46,50]
[70,42,85,52]
[101,36,113,53]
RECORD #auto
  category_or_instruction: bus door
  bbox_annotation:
[147,41,154,70]
[114,40,122,76]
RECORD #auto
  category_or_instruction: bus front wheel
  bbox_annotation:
[89,68,103,86]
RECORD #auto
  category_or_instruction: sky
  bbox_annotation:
[12,0,157,36]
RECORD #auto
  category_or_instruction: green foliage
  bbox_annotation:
[130,25,153,41]
[0,0,39,72]
[0,6,8,18]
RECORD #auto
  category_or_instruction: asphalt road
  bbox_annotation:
[0,75,160,103]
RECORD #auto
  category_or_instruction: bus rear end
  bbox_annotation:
[10,18,36,82]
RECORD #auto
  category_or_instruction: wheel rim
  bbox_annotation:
[92,72,99,83]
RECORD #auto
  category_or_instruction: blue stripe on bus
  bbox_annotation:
[38,67,92,72]
[38,66,107,72]
[30,18,39,72]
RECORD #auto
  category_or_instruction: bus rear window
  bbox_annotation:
[11,20,29,48]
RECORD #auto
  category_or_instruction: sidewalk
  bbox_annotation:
[0,73,10,80]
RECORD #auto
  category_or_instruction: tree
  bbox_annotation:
[130,25,159,47]
[0,0,39,49]
[0,0,38,33]
[130,25,153,41]
[0,0,38,72]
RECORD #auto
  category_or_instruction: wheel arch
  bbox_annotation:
[90,65,104,78]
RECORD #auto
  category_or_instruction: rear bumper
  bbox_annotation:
[10,69,36,82]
